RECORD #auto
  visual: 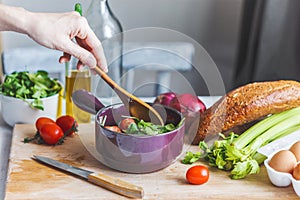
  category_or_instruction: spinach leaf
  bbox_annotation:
[0,70,62,110]
[124,117,184,136]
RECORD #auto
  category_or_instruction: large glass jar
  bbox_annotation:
[85,0,123,99]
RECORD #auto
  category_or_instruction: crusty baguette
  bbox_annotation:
[192,80,300,144]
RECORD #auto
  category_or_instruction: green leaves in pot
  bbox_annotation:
[0,70,62,110]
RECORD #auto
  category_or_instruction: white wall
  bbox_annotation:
[1,0,243,95]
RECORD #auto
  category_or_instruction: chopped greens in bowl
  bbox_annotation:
[124,117,184,136]
[0,70,62,110]
[100,115,185,136]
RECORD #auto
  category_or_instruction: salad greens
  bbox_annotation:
[100,115,185,136]
[182,107,300,179]
[0,70,62,110]
[125,117,184,136]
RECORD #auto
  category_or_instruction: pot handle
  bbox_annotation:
[71,89,105,115]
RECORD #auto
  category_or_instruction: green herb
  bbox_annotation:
[182,107,300,179]
[124,116,184,136]
[0,71,62,110]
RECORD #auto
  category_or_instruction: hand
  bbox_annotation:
[27,11,108,71]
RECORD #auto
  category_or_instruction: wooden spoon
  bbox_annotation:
[93,67,164,125]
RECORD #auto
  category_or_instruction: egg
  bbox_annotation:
[289,141,300,161]
[293,163,300,180]
[268,150,297,173]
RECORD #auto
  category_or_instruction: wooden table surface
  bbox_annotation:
[5,124,299,199]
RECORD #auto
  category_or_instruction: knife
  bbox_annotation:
[257,129,300,157]
[32,155,144,199]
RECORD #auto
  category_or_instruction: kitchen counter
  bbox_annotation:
[0,96,220,200]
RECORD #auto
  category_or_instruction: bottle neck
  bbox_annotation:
[94,0,110,15]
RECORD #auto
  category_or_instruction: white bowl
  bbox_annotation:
[264,150,300,196]
[0,94,59,127]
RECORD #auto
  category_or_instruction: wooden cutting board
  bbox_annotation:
[5,124,299,199]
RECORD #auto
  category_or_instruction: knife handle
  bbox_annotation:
[88,172,144,199]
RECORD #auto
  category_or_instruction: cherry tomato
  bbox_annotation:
[119,118,136,131]
[35,117,55,131]
[186,165,209,185]
[39,123,64,145]
[56,115,78,136]
[104,126,122,133]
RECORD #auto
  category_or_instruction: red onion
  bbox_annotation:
[153,92,206,117]
[153,92,206,139]
[153,92,177,106]
[169,93,206,117]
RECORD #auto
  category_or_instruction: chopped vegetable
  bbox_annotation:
[0,71,62,110]
[100,115,184,136]
[122,116,184,136]
[182,107,300,179]
[104,125,122,133]
[119,118,135,131]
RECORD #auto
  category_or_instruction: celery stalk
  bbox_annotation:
[234,107,300,149]
[253,124,300,165]
[253,152,267,165]
[244,114,300,155]
[269,124,300,142]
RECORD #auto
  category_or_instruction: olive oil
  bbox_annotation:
[65,70,91,123]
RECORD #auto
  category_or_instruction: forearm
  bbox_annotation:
[0,4,33,34]
[0,4,107,70]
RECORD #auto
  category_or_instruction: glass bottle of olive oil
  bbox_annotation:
[65,69,91,123]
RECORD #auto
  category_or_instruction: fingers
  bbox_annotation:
[59,52,71,63]
[59,38,108,72]
[92,43,108,72]
[61,39,98,69]
[76,59,84,70]
[74,21,108,72]
[48,12,108,72]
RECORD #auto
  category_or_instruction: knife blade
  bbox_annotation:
[32,155,144,199]
[257,129,300,157]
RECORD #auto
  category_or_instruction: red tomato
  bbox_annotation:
[56,115,78,136]
[119,118,136,131]
[39,123,64,145]
[186,165,209,185]
[35,117,55,131]
[104,126,122,133]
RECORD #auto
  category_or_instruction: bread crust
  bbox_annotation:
[192,80,300,144]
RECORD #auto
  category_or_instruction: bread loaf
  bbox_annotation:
[192,80,300,144]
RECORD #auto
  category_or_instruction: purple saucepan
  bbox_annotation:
[72,89,185,173]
